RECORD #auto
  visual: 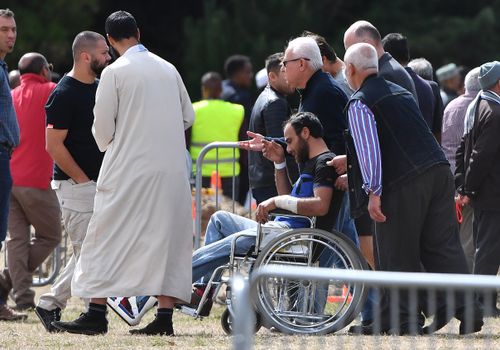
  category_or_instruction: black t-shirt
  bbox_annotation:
[45,75,104,181]
[275,151,342,231]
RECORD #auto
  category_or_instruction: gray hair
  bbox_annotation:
[464,67,481,94]
[286,37,323,71]
[408,58,433,81]
[344,43,378,71]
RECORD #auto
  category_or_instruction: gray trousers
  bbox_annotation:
[37,180,95,311]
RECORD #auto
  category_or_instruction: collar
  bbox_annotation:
[378,52,392,66]
[300,69,323,95]
[268,84,285,98]
[360,73,378,89]
[123,44,148,57]
[0,59,7,71]
[20,73,49,84]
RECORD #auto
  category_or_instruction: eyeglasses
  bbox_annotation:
[281,57,310,68]
[46,63,53,71]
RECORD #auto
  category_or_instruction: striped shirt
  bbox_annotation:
[0,60,20,148]
[348,100,382,196]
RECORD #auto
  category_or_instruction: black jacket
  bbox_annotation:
[248,85,297,189]
[455,98,500,210]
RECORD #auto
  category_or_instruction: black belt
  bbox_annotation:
[0,142,13,156]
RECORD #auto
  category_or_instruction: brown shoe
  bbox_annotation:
[0,304,28,321]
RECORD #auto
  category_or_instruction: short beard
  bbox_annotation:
[295,138,309,164]
[90,58,107,76]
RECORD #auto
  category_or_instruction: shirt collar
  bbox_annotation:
[20,73,49,84]
[123,44,148,57]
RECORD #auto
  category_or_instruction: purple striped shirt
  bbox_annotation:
[348,100,382,196]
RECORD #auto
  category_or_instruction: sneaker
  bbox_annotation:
[51,312,108,335]
[0,303,28,321]
[129,315,174,336]
[35,306,62,333]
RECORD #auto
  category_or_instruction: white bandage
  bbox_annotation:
[274,161,286,170]
[274,195,299,213]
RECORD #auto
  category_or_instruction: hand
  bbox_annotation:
[327,155,347,174]
[458,194,470,206]
[255,198,277,224]
[262,139,285,163]
[239,131,265,152]
[334,174,348,191]
[368,192,386,222]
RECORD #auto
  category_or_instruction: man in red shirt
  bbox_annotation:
[0,53,61,311]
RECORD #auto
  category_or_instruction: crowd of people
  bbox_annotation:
[0,7,499,338]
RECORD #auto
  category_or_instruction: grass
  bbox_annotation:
[0,285,499,349]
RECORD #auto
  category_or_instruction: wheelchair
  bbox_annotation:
[177,211,369,335]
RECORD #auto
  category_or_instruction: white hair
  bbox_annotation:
[344,43,378,71]
[464,67,481,94]
[408,58,433,81]
[286,37,323,71]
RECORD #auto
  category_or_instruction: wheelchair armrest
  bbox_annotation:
[269,210,316,228]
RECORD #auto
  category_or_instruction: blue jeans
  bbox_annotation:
[333,192,359,246]
[192,211,289,283]
[0,148,12,244]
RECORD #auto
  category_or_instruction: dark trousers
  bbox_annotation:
[251,186,278,205]
[375,165,470,328]
[473,208,500,309]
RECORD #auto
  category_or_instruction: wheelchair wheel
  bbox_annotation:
[221,307,262,335]
[253,228,368,335]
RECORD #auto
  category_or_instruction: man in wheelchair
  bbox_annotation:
[189,111,343,316]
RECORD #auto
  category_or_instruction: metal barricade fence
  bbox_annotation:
[232,266,500,350]
[194,141,249,249]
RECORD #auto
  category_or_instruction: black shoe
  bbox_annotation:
[348,321,388,335]
[388,324,423,336]
[51,312,108,335]
[423,308,453,334]
[35,306,62,333]
[458,318,483,335]
[129,316,174,336]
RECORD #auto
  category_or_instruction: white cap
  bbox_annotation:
[255,68,268,89]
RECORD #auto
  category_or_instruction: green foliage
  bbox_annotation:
[3,0,99,72]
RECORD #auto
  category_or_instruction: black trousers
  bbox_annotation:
[374,165,470,327]
[473,208,500,308]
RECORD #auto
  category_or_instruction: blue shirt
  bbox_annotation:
[0,60,19,148]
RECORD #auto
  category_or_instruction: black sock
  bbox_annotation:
[156,308,173,321]
[88,303,107,319]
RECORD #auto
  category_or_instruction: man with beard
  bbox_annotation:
[35,31,111,333]
[185,112,342,316]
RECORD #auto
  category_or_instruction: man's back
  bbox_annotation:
[378,52,418,102]
[299,70,348,155]
[11,74,55,188]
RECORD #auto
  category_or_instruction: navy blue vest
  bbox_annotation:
[348,75,448,193]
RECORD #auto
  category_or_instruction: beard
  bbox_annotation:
[295,138,309,164]
[90,58,107,76]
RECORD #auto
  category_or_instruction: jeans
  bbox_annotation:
[333,192,359,246]
[192,211,289,283]
[0,148,12,244]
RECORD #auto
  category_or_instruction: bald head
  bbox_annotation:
[18,52,48,76]
[344,43,378,90]
[201,71,222,99]
[72,31,106,61]
[344,20,383,55]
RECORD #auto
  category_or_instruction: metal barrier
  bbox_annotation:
[233,265,500,350]
[194,141,244,249]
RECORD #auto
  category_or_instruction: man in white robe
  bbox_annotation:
[52,11,195,336]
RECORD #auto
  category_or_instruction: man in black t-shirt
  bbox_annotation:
[35,31,111,333]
